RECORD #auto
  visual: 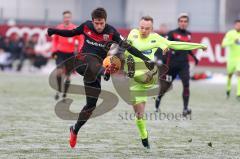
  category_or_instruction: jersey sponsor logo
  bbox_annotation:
[142,49,152,55]
[83,25,113,42]
[173,33,191,42]
[86,39,105,48]
[103,34,109,41]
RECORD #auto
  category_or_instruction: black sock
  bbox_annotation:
[63,80,70,96]
[183,95,189,110]
[183,86,190,110]
[74,105,96,134]
[155,95,162,110]
[56,76,62,92]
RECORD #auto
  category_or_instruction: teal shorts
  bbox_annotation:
[129,76,157,105]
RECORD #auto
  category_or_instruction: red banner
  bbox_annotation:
[191,33,226,67]
[0,24,227,67]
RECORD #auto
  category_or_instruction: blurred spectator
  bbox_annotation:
[0,36,12,71]
[8,34,24,62]
[17,35,37,71]
[17,34,48,71]
[159,23,169,37]
[0,33,49,72]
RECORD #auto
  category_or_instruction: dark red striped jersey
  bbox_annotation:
[167,28,192,62]
[48,20,152,65]
[59,20,123,59]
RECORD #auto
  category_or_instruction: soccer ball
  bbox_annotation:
[103,55,121,72]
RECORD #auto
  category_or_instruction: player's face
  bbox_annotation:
[92,18,106,33]
[63,13,72,25]
[139,20,153,38]
[178,17,189,30]
[235,22,240,32]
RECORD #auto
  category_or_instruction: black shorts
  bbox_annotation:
[74,54,103,83]
[55,51,75,74]
[160,61,190,83]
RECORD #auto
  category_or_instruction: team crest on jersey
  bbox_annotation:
[133,34,138,39]
[103,34,109,41]
[151,40,156,43]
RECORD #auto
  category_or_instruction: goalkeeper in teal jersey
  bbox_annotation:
[222,19,240,99]
[124,16,207,149]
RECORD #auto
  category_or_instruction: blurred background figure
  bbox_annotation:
[17,35,37,71]
[51,10,83,100]
[158,23,169,37]
[155,13,200,115]
[16,34,48,72]
[222,19,240,100]
[0,36,12,70]
[8,34,24,69]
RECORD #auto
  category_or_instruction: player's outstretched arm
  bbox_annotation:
[147,33,207,52]
[47,24,83,37]
[167,41,207,51]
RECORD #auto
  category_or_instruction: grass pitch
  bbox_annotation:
[0,72,240,159]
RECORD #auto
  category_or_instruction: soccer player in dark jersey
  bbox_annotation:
[47,7,153,148]
[155,13,200,116]
[51,10,83,100]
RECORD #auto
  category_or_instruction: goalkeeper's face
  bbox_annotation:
[139,20,153,38]
[93,18,106,33]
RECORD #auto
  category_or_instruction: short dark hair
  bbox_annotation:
[62,10,72,15]
[178,13,189,22]
[141,16,154,23]
[235,19,240,23]
[178,16,189,22]
[91,7,107,20]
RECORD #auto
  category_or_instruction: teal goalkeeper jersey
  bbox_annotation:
[222,29,240,61]
[125,29,206,80]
